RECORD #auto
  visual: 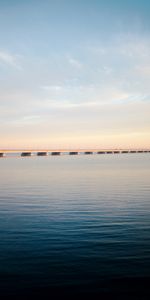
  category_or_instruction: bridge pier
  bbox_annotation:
[121,151,129,153]
[97,151,105,154]
[37,152,48,156]
[51,152,60,156]
[69,152,78,155]
[84,151,93,155]
[21,152,32,157]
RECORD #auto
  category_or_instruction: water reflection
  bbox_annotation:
[0,155,150,298]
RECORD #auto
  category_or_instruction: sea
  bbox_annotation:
[0,154,150,299]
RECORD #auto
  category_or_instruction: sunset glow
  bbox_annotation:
[0,0,150,149]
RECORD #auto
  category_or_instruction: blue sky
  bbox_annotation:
[0,0,150,149]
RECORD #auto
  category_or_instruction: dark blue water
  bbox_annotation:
[0,155,150,298]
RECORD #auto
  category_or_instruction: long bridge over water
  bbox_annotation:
[0,149,150,157]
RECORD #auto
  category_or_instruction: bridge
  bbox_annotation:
[0,149,150,157]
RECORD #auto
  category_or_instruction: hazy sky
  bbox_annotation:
[0,0,150,149]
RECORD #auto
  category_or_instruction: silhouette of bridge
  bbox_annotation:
[0,149,150,157]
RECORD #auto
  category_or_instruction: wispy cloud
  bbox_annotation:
[0,50,21,69]
[135,65,150,76]
[41,85,62,92]
[88,34,150,59]
[68,56,83,69]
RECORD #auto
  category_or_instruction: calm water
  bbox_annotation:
[0,154,150,298]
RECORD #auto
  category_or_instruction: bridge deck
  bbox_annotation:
[0,149,150,157]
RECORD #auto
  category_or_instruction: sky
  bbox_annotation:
[0,0,150,149]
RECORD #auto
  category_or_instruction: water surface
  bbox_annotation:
[0,154,150,298]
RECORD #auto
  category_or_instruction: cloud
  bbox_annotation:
[0,32,150,148]
[0,50,21,69]
[135,65,150,76]
[41,85,62,92]
[89,33,150,59]
[68,56,83,69]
